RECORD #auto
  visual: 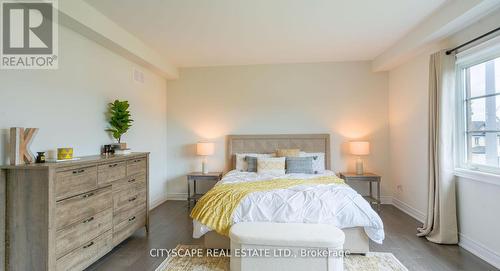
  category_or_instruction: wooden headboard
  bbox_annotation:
[226,134,331,170]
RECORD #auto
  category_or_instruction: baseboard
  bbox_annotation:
[150,194,169,210]
[167,193,188,201]
[390,199,500,269]
[459,233,500,269]
[380,196,393,204]
[391,197,425,223]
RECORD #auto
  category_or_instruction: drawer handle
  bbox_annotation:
[128,179,136,183]
[82,216,94,224]
[72,169,85,174]
[82,192,95,198]
[128,196,137,202]
[83,241,94,249]
[134,159,141,163]
[108,163,118,168]
[129,216,136,222]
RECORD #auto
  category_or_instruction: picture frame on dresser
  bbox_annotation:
[0,152,150,271]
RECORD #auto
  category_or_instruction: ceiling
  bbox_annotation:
[86,0,447,68]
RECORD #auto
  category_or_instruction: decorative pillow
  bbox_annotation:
[245,156,258,172]
[286,157,314,174]
[257,157,286,174]
[235,153,273,171]
[276,148,301,157]
[299,152,326,174]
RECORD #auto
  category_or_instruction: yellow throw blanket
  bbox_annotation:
[190,176,345,236]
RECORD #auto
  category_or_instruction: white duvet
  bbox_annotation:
[192,170,384,243]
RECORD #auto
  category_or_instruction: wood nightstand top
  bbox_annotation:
[187,172,223,178]
[339,172,381,180]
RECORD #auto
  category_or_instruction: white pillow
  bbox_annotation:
[299,152,326,174]
[257,157,286,175]
[235,153,274,171]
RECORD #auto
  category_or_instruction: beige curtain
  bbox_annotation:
[417,50,458,244]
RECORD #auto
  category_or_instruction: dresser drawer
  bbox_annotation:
[126,157,147,176]
[114,201,146,226]
[113,186,146,213]
[112,173,146,192]
[113,211,146,245]
[98,161,126,185]
[56,230,113,271]
[56,186,113,230]
[56,208,112,258]
[55,166,98,201]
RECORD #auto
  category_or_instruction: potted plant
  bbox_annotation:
[107,100,133,150]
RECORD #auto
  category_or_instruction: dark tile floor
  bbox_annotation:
[86,201,498,271]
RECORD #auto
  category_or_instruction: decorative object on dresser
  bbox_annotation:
[196,142,215,174]
[114,148,132,155]
[102,144,114,156]
[349,141,370,175]
[187,172,222,208]
[339,172,381,211]
[36,152,46,163]
[8,127,39,165]
[57,147,74,160]
[107,100,133,151]
[0,152,149,271]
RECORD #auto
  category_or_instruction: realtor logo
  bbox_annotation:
[1,0,58,69]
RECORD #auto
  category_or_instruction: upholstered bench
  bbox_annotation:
[229,222,345,271]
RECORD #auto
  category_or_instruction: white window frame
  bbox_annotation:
[455,37,500,177]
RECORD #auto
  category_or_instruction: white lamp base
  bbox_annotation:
[202,157,208,174]
[355,157,364,175]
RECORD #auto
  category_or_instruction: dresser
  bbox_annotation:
[0,153,149,271]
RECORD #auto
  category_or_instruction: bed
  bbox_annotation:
[191,134,384,253]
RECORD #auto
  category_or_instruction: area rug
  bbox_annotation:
[155,245,408,271]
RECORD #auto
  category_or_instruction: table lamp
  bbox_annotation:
[197,142,214,174]
[349,141,370,175]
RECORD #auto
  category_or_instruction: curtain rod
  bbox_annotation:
[446,26,500,55]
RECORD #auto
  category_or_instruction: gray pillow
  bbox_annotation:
[286,157,314,174]
[245,156,258,172]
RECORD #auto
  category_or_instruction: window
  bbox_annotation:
[456,42,500,174]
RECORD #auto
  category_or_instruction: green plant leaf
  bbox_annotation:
[106,100,133,142]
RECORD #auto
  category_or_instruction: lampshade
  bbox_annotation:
[349,141,370,156]
[197,142,214,156]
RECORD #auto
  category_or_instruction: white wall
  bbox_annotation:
[388,9,500,268]
[0,26,168,208]
[388,42,443,221]
[166,62,390,200]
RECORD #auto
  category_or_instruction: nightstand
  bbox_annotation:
[187,172,223,207]
[339,172,381,211]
